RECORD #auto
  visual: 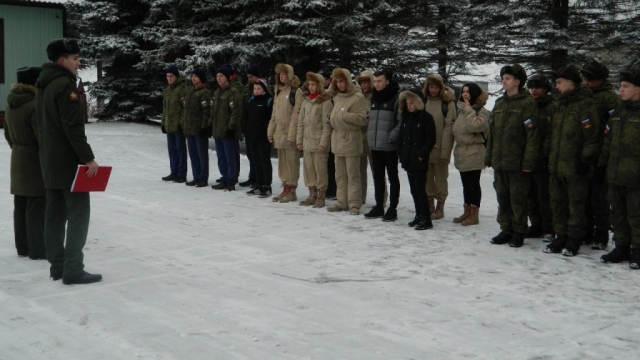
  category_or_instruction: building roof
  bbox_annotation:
[0,0,66,10]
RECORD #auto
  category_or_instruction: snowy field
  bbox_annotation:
[0,122,637,360]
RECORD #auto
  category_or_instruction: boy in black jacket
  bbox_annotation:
[397,89,436,230]
[244,78,274,197]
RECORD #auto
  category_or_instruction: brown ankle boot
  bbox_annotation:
[273,184,290,202]
[299,187,317,206]
[431,199,445,220]
[280,186,297,203]
[453,204,470,224]
[461,205,479,226]
[313,188,326,208]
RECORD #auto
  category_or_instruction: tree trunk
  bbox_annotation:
[550,0,569,71]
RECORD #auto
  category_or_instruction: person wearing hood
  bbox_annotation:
[580,60,621,250]
[525,74,556,241]
[486,64,540,249]
[326,68,370,215]
[210,66,243,191]
[35,38,101,284]
[161,65,188,183]
[598,65,640,269]
[183,68,212,188]
[441,83,490,227]
[542,65,600,257]
[397,89,436,230]
[239,64,263,188]
[364,70,402,221]
[4,66,46,260]
[319,68,337,200]
[422,74,456,220]
[296,72,333,208]
[244,78,274,198]
[267,63,305,203]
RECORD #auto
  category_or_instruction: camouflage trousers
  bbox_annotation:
[493,170,531,235]
[609,185,640,248]
[528,170,553,233]
[585,172,611,232]
[549,175,589,239]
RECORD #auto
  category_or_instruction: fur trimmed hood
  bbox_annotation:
[274,63,300,93]
[302,72,332,104]
[8,83,38,108]
[11,83,38,94]
[422,74,455,102]
[330,68,358,95]
[475,90,489,106]
[398,89,425,113]
[355,70,374,87]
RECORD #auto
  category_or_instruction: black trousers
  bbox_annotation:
[248,139,273,187]
[14,195,46,258]
[371,150,400,209]
[327,152,337,196]
[408,170,430,216]
[460,170,482,208]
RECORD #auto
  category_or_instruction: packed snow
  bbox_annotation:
[0,122,637,360]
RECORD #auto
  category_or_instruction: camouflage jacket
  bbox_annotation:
[210,84,242,139]
[533,94,555,171]
[598,100,640,187]
[485,89,539,171]
[162,77,187,133]
[182,85,211,137]
[591,81,621,125]
[544,87,601,178]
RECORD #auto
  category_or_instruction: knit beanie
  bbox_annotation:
[216,66,231,81]
[191,68,207,84]
[164,65,180,77]
[246,64,261,77]
[254,78,270,93]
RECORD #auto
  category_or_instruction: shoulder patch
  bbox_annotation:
[523,118,533,128]
[581,119,591,129]
[69,91,79,102]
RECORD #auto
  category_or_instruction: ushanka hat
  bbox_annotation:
[16,67,42,85]
[500,64,527,88]
[556,64,583,86]
[580,60,610,81]
[620,65,640,87]
[46,38,80,61]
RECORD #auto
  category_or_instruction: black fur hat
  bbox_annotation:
[16,67,42,85]
[580,60,609,81]
[620,65,640,87]
[500,64,527,88]
[46,38,81,61]
[527,73,553,92]
[556,65,583,86]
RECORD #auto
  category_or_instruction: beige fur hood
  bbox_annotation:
[423,73,455,102]
[302,72,332,104]
[398,90,425,113]
[330,68,358,96]
[274,63,300,93]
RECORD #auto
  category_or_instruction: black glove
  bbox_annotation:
[199,126,212,138]
[161,125,166,134]
[576,161,592,176]
[225,129,236,139]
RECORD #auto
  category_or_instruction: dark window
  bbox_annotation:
[0,19,4,84]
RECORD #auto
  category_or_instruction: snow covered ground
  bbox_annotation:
[0,122,637,360]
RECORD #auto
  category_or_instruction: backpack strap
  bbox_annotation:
[289,88,296,107]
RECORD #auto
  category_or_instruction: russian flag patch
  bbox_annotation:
[605,124,610,134]
[524,119,533,128]
[581,119,591,129]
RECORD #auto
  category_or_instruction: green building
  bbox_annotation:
[1,0,66,126]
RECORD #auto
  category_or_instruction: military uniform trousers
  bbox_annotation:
[493,170,531,235]
[167,132,188,178]
[549,175,589,239]
[186,135,209,181]
[45,189,90,277]
[14,195,46,258]
[609,185,640,248]
[585,173,611,232]
[335,155,363,209]
[277,148,301,187]
[528,170,553,233]
[426,162,449,201]
[303,151,329,190]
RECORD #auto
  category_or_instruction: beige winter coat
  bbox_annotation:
[296,72,333,152]
[328,68,369,157]
[267,63,305,149]
[423,74,456,164]
[442,93,490,172]
[356,70,374,157]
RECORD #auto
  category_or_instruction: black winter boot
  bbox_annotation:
[562,237,581,257]
[490,231,512,245]
[382,208,398,222]
[364,206,384,219]
[408,215,419,227]
[509,233,525,248]
[543,234,567,254]
[600,245,630,263]
[62,271,102,285]
[525,225,543,239]
[629,248,640,270]
[415,215,433,230]
[162,174,177,181]
[591,229,609,250]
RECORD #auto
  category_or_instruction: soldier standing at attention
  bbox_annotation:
[183,68,212,188]
[542,65,600,257]
[598,65,640,269]
[580,60,621,250]
[35,38,102,284]
[161,65,188,183]
[486,64,539,249]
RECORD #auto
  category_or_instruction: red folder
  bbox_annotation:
[71,165,112,192]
